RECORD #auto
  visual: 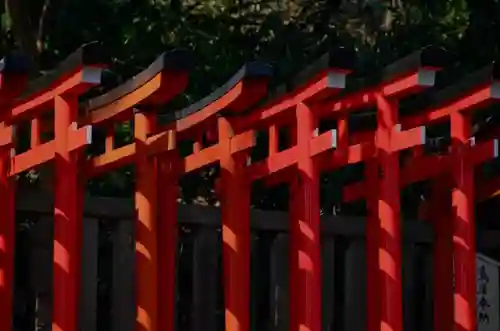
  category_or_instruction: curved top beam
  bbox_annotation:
[342,46,452,93]
[265,46,357,102]
[234,46,357,130]
[400,61,500,129]
[81,49,194,112]
[17,41,106,101]
[169,61,273,133]
[80,49,195,127]
[344,62,500,144]
[9,42,105,122]
[408,62,500,111]
[379,45,451,81]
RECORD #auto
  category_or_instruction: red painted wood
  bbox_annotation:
[365,161,380,331]
[0,141,14,331]
[134,112,158,331]
[53,95,80,331]
[290,103,321,331]
[375,93,403,331]
[450,112,477,331]
[219,116,251,331]
[343,138,496,203]
[157,144,179,331]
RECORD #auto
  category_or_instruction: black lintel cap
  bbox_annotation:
[411,61,500,110]
[0,52,32,75]
[18,41,108,100]
[289,46,357,91]
[157,48,196,72]
[380,45,454,82]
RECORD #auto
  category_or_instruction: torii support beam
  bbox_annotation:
[5,43,104,331]
[172,62,272,331]
[81,49,194,331]
[342,62,500,331]
[82,58,271,331]
[217,47,356,331]
[244,46,447,331]
[450,111,477,331]
[364,46,449,331]
[0,53,30,331]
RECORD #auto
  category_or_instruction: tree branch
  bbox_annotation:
[37,0,51,53]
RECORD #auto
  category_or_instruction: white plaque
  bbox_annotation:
[477,253,500,331]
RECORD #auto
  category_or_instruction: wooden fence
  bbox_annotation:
[11,190,500,331]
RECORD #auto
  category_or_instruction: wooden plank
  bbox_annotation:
[421,246,434,331]
[250,233,267,331]
[29,217,53,291]
[321,235,335,331]
[111,219,134,331]
[79,217,99,331]
[29,216,53,331]
[402,244,417,331]
[191,228,220,331]
[17,191,434,243]
[343,240,366,331]
[269,233,289,331]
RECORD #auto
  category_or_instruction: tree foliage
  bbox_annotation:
[1,0,500,217]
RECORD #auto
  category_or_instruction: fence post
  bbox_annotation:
[344,240,366,331]
[375,93,403,331]
[430,177,453,331]
[270,233,289,331]
[192,228,220,331]
[79,217,99,331]
[219,116,251,331]
[112,219,135,331]
[450,112,477,331]
[290,102,321,331]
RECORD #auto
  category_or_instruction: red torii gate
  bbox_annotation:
[0,52,31,331]
[0,42,500,331]
[0,43,104,331]
[342,63,500,331]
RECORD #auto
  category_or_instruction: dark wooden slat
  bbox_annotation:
[17,191,433,243]
[79,217,99,331]
[343,240,366,331]
[191,228,220,331]
[421,246,434,331]
[321,236,335,331]
[111,220,134,331]
[402,244,417,331]
[269,234,289,331]
[29,216,53,331]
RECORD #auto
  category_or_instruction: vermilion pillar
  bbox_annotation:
[0,125,14,331]
[135,112,158,331]
[365,160,380,331]
[290,102,321,331]
[430,177,453,331]
[219,116,251,331]
[157,131,178,331]
[450,112,476,331]
[288,126,299,331]
[53,96,80,331]
[375,93,403,331]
